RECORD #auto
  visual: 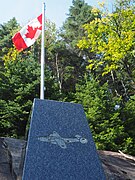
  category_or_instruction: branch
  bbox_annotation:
[118,150,135,161]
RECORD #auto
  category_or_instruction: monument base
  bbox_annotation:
[23,99,105,180]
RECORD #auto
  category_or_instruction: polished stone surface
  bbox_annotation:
[22,99,105,180]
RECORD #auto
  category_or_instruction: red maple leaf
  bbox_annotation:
[25,25,38,39]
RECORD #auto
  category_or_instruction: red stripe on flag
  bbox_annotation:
[12,32,27,51]
[37,14,42,24]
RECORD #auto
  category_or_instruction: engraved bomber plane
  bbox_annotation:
[38,131,88,149]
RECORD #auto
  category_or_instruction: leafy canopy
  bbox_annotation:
[77,0,135,76]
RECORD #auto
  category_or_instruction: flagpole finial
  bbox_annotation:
[43,2,46,9]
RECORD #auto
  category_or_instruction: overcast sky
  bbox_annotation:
[0,0,114,28]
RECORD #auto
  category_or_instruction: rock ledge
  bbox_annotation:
[0,137,135,180]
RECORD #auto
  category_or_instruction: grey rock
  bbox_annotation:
[0,138,16,180]
[0,137,135,180]
[98,150,135,180]
[3,138,26,180]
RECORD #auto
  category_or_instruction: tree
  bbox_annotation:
[0,57,40,137]
[0,56,60,137]
[0,17,63,137]
[47,0,100,99]
[73,75,135,155]
[74,75,133,153]
[123,95,135,155]
[0,18,20,62]
[76,0,135,155]
[46,40,86,100]
[62,0,100,49]
[77,0,135,101]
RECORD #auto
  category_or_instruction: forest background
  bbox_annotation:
[0,0,135,155]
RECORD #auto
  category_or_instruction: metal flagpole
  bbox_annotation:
[40,2,45,99]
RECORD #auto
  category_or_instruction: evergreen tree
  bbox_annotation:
[0,18,20,61]
[75,75,132,153]
[62,0,99,48]
[0,57,40,137]
[123,95,135,155]
[0,56,59,137]
[50,0,100,99]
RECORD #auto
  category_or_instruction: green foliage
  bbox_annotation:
[78,4,135,73]
[122,95,135,154]
[0,57,40,137]
[46,39,87,99]
[0,18,20,60]
[74,0,135,155]
[77,0,135,100]
[0,55,60,138]
[62,0,99,48]
[48,0,99,98]
[0,99,25,137]
[75,0,135,155]
[0,17,62,138]
[75,76,129,152]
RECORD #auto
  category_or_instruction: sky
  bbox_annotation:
[0,0,114,28]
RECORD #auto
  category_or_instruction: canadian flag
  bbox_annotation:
[12,14,42,51]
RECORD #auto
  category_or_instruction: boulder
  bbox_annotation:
[0,138,16,180]
[98,150,135,180]
[0,137,135,180]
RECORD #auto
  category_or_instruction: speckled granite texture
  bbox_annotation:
[22,99,105,180]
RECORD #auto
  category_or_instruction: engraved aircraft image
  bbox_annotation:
[38,131,88,149]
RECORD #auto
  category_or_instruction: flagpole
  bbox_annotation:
[40,2,45,99]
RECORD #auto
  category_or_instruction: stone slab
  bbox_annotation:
[22,99,105,180]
